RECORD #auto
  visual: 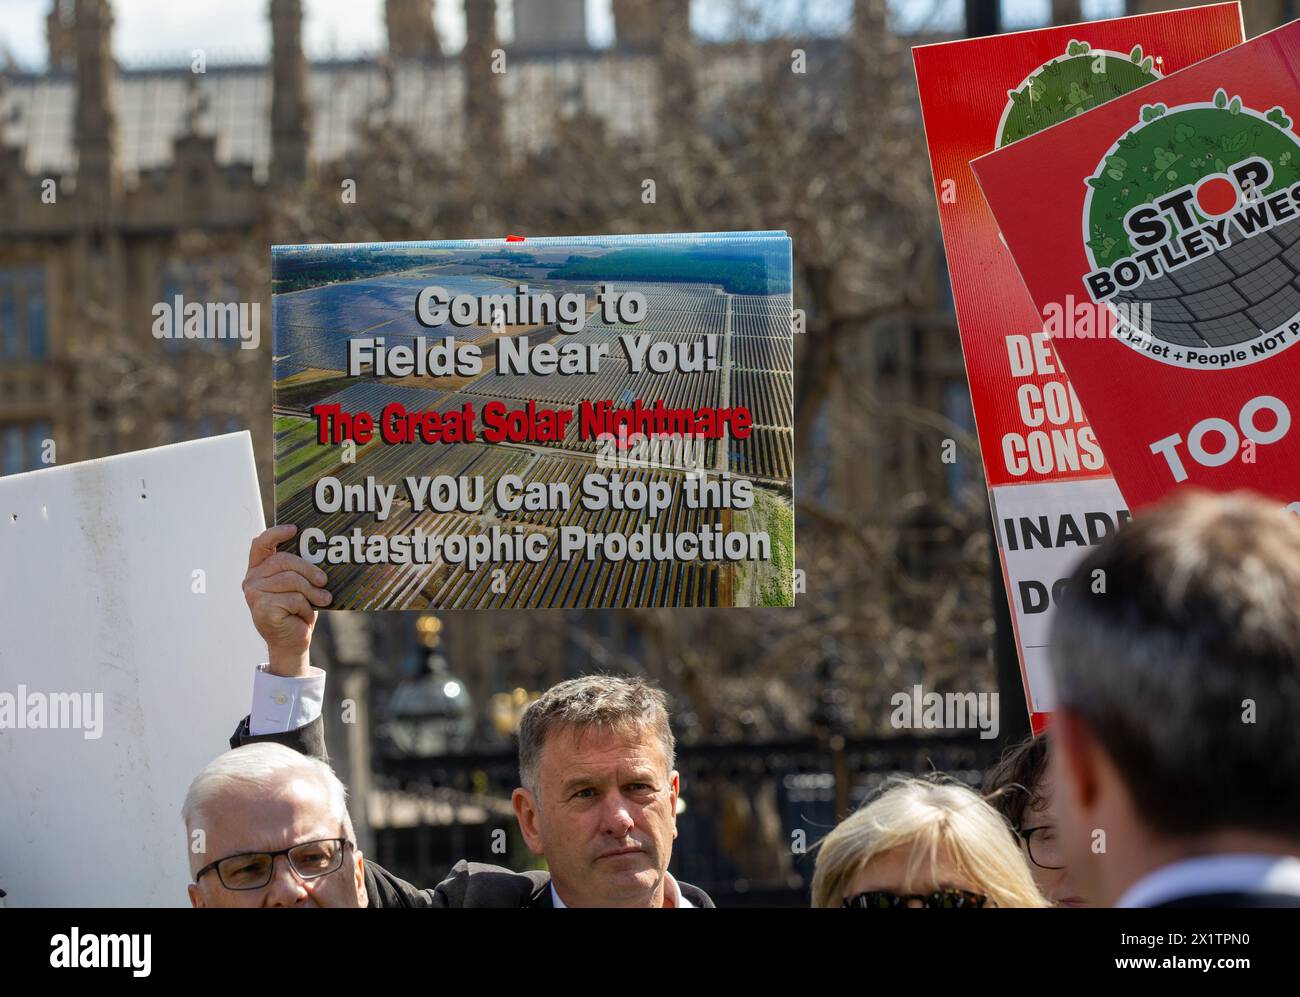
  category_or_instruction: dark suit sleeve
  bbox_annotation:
[433,860,550,908]
[228,714,329,762]
[363,860,548,909]
[363,861,449,908]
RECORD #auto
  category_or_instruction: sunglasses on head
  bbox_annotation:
[843,889,989,908]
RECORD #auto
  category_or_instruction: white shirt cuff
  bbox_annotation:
[249,664,326,735]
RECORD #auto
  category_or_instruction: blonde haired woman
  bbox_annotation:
[812,776,1049,908]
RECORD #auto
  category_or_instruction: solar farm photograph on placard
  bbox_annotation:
[271,232,794,610]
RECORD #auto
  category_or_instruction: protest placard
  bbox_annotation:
[913,4,1243,720]
[272,232,795,609]
[0,434,265,906]
[974,16,1300,518]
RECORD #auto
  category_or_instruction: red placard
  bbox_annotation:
[975,16,1300,516]
[914,4,1244,728]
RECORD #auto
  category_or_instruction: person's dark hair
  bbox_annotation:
[982,734,1049,832]
[1050,490,1300,839]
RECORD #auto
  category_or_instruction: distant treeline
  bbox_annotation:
[272,252,437,293]
[546,244,791,296]
[272,244,792,295]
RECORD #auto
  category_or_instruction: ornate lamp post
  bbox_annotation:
[381,614,473,756]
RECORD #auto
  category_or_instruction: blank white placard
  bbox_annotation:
[0,432,266,906]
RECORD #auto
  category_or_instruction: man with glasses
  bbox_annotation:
[183,741,543,907]
[183,742,368,907]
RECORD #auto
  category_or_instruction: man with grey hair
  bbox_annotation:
[183,743,369,908]
[1048,490,1300,908]
[510,674,712,907]
[184,742,543,908]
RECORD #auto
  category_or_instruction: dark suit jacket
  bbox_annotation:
[230,714,716,908]
[522,876,716,908]
[365,858,549,909]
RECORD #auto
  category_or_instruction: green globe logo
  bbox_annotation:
[997,41,1159,148]
[1083,91,1300,370]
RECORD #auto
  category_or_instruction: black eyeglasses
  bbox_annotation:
[1017,825,1066,870]
[195,837,353,891]
[843,889,988,909]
